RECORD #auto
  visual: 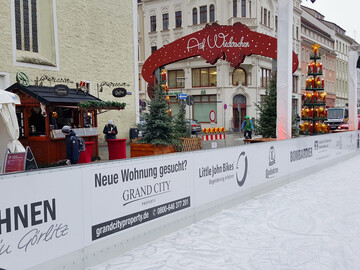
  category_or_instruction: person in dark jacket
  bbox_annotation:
[61,125,80,164]
[103,120,118,140]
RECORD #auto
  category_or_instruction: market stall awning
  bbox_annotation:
[6,83,101,105]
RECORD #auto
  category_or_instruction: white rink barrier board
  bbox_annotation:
[0,131,359,269]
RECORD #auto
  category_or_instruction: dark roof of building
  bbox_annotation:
[6,83,101,105]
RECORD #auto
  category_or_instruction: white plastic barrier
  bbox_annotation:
[1,131,359,270]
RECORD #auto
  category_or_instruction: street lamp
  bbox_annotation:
[176,77,185,92]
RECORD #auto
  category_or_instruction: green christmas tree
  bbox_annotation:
[173,102,189,139]
[139,85,174,145]
[255,77,277,138]
[172,101,190,151]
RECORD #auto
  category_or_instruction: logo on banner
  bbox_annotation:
[290,147,313,162]
[347,134,356,151]
[269,146,275,166]
[236,151,248,187]
[336,137,343,150]
[266,146,279,179]
[314,141,319,151]
[94,160,188,206]
[314,139,330,152]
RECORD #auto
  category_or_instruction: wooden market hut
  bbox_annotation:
[6,83,101,165]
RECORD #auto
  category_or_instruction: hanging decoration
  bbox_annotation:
[142,22,299,93]
[40,103,47,117]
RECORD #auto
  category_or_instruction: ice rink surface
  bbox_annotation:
[88,154,360,270]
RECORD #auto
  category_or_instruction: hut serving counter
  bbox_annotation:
[6,83,101,165]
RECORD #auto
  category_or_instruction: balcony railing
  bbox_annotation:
[228,17,257,28]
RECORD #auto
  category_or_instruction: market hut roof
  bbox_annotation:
[6,83,101,105]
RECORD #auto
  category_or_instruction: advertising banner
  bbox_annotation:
[0,169,84,270]
[193,133,358,208]
[83,154,193,245]
[193,141,290,207]
[0,132,359,269]
[288,133,357,175]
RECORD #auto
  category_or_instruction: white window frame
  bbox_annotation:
[11,0,60,71]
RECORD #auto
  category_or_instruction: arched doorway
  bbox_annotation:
[233,94,246,131]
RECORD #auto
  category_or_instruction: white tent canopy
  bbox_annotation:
[0,89,25,172]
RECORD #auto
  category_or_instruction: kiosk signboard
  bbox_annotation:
[3,147,38,173]
[3,152,26,173]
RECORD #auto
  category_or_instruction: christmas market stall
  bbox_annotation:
[6,83,101,165]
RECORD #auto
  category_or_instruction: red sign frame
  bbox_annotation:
[209,110,216,123]
[142,22,299,87]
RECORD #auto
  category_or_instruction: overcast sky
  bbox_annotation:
[301,0,360,43]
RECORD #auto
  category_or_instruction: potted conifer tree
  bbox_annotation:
[130,85,175,157]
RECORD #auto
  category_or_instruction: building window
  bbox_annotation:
[200,5,207,24]
[151,46,157,53]
[209,5,215,22]
[15,0,22,50]
[261,7,263,24]
[292,76,298,93]
[296,27,299,40]
[162,13,169,30]
[175,11,182,28]
[192,8,198,24]
[193,95,217,123]
[268,10,270,27]
[264,8,267,26]
[15,0,38,52]
[169,96,180,117]
[192,67,217,87]
[232,68,246,86]
[233,0,237,17]
[241,0,246,17]
[249,1,252,17]
[260,94,266,105]
[14,0,57,67]
[150,15,156,32]
[261,68,271,88]
[275,15,278,31]
[168,70,185,88]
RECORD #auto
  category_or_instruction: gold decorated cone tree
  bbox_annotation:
[300,43,329,135]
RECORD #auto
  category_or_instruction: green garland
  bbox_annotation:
[78,100,126,110]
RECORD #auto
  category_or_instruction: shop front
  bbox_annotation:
[6,83,100,165]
